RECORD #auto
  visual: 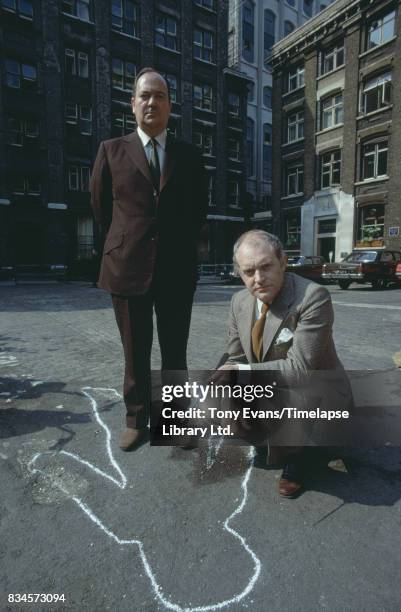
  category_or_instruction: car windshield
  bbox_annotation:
[344,251,377,262]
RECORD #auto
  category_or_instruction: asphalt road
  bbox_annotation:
[1,280,401,612]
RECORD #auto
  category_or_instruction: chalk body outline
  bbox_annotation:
[28,386,261,612]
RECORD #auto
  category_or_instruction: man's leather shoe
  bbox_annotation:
[278,461,303,498]
[119,427,145,451]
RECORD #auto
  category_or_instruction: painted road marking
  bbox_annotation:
[333,301,401,311]
[27,387,261,611]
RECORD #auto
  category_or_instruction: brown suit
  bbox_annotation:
[90,130,207,427]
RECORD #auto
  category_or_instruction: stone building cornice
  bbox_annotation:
[269,0,366,68]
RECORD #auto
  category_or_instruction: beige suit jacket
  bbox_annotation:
[225,273,353,446]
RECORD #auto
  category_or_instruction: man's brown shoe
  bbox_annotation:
[119,427,146,451]
[278,461,303,498]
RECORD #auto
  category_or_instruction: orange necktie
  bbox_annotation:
[251,303,269,362]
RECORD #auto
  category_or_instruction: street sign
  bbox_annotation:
[388,226,400,237]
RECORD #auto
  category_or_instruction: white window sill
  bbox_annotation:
[155,44,181,56]
[193,107,216,115]
[282,138,305,147]
[111,29,140,42]
[316,123,344,136]
[315,187,341,196]
[354,176,389,186]
[61,12,95,25]
[317,64,345,81]
[194,57,216,67]
[281,193,304,200]
[356,105,393,120]
[359,37,397,59]
[282,85,305,99]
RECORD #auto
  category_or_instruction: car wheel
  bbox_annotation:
[338,280,351,290]
[372,278,387,290]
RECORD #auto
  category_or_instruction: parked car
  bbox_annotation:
[219,264,242,284]
[286,255,326,283]
[322,249,401,290]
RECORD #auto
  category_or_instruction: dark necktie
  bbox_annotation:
[149,138,161,193]
[251,303,269,362]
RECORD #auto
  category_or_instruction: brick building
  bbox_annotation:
[227,0,336,231]
[270,0,401,260]
[0,0,249,274]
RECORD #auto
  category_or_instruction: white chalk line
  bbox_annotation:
[28,387,261,611]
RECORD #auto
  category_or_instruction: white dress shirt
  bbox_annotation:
[136,126,167,175]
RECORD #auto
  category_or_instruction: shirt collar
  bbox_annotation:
[137,126,167,151]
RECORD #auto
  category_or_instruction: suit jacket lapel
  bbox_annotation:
[261,274,294,361]
[160,133,176,192]
[123,131,153,185]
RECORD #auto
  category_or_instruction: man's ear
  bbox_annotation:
[281,254,288,269]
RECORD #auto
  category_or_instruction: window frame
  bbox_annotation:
[361,72,392,114]
[111,57,136,91]
[361,139,389,180]
[155,12,178,51]
[320,43,345,76]
[193,84,214,111]
[288,65,305,92]
[320,149,341,189]
[111,0,138,37]
[286,163,304,196]
[321,92,343,130]
[366,10,396,50]
[193,27,214,63]
[287,110,304,143]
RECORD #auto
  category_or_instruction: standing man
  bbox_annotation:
[91,67,207,451]
[219,230,352,498]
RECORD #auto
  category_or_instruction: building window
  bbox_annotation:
[68,165,90,191]
[228,180,239,207]
[62,0,92,21]
[65,49,89,78]
[303,0,313,17]
[11,174,41,195]
[111,0,138,37]
[287,111,304,142]
[1,0,33,18]
[357,204,385,242]
[367,10,396,50]
[246,117,254,177]
[264,9,275,61]
[320,150,341,188]
[361,72,391,114]
[361,140,388,180]
[5,59,37,89]
[193,84,214,111]
[112,111,136,136]
[65,103,92,135]
[195,0,214,8]
[288,65,304,91]
[193,28,214,62]
[263,123,272,181]
[320,43,344,75]
[263,86,272,109]
[7,116,39,146]
[286,0,295,5]
[76,217,94,260]
[283,209,301,250]
[242,1,254,63]
[112,58,136,91]
[228,138,240,161]
[321,93,343,130]
[284,21,294,36]
[247,81,255,102]
[194,129,214,156]
[207,173,215,207]
[286,164,304,195]
[228,92,240,117]
[161,72,178,103]
[155,13,178,51]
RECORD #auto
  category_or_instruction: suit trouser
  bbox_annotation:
[112,283,195,428]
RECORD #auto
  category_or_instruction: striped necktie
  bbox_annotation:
[251,302,269,362]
